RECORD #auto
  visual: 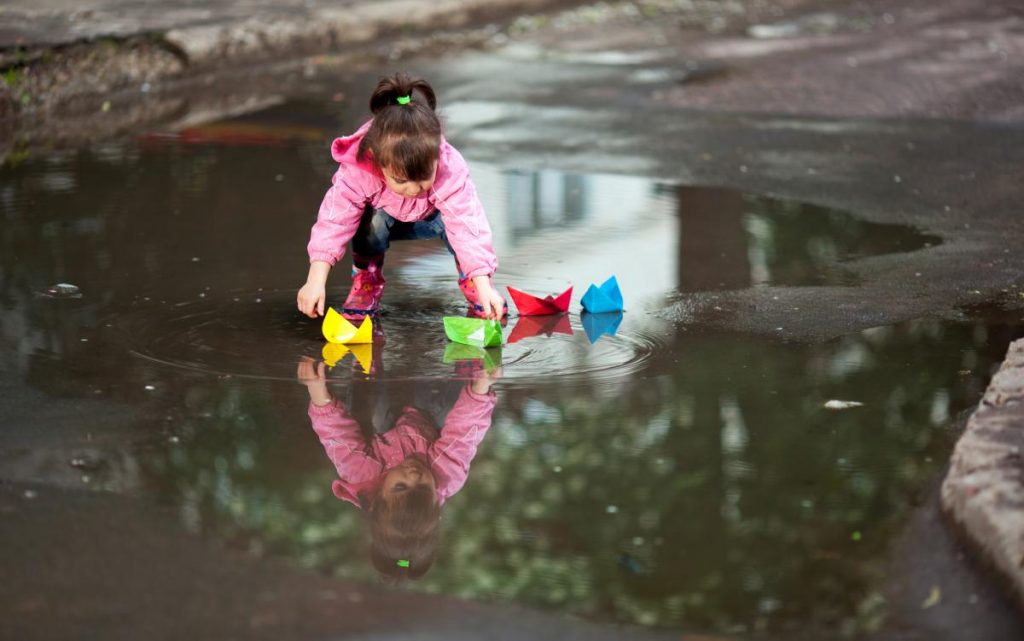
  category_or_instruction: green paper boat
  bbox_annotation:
[443,316,503,347]
[443,343,503,370]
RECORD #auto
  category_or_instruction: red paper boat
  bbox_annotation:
[508,314,574,344]
[507,285,573,316]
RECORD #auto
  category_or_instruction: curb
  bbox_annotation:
[164,0,559,67]
[0,0,577,121]
[942,337,1024,610]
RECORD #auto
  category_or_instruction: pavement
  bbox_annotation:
[0,0,567,58]
[0,0,584,117]
[1,0,1023,634]
[0,0,371,50]
[505,0,1024,121]
[0,481,691,641]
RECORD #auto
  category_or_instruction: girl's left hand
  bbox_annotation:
[472,366,503,394]
[472,275,507,320]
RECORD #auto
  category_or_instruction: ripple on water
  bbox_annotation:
[112,285,663,388]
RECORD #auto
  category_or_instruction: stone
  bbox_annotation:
[942,337,1024,609]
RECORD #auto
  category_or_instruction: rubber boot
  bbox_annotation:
[342,256,386,318]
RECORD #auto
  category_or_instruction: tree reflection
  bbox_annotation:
[140,318,1013,634]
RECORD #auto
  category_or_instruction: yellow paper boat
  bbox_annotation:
[321,342,373,375]
[322,308,373,344]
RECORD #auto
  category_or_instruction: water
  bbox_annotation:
[0,100,1016,636]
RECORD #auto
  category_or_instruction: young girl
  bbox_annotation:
[297,358,498,579]
[297,72,506,320]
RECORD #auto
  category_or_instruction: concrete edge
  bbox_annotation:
[164,0,560,66]
[941,337,1024,611]
[0,0,579,121]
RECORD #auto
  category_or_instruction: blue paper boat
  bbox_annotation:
[581,311,623,344]
[580,276,623,313]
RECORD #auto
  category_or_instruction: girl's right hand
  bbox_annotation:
[296,356,327,383]
[297,281,326,318]
[297,357,333,406]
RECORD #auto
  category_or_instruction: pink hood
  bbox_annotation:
[329,124,381,177]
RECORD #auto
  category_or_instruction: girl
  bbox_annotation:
[297,72,506,320]
[297,358,498,579]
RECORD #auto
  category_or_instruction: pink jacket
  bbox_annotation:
[306,121,499,279]
[307,386,497,508]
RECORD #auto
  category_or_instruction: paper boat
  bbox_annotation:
[322,308,373,344]
[580,276,624,313]
[581,311,623,344]
[443,316,503,348]
[508,314,573,344]
[443,343,503,371]
[322,342,373,375]
[507,285,573,316]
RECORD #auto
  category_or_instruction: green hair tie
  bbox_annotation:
[396,95,411,105]
[397,559,410,568]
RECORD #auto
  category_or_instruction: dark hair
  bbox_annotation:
[368,484,441,581]
[358,72,442,182]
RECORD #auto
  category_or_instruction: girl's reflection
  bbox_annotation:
[296,357,499,580]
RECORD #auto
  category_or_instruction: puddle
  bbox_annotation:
[115,286,659,390]
[2,138,937,387]
[0,100,1000,637]
[700,187,942,289]
[136,316,1015,634]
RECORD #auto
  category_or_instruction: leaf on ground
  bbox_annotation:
[921,585,942,609]
[824,400,864,410]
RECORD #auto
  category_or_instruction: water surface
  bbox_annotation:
[0,99,1011,637]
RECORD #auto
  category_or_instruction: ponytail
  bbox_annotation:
[358,72,442,182]
[368,72,437,114]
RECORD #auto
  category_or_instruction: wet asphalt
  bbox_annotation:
[2,2,1024,640]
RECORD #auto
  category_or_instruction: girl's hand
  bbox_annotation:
[297,357,333,405]
[298,261,331,318]
[472,366,503,394]
[297,281,326,318]
[296,356,327,383]
[472,275,506,320]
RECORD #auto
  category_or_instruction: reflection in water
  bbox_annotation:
[581,311,624,344]
[322,341,373,374]
[505,170,588,241]
[298,358,499,580]
[676,187,751,291]
[675,185,943,290]
[508,315,573,344]
[443,343,503,372]
[139,318,1017,635]
[0,106,1009,637]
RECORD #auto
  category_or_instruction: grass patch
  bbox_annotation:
[2,67,22,89]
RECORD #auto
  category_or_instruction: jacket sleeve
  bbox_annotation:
[429,386,497,498]
[306,167,376,265]
[433,147,499,279]
[308,399,381,483]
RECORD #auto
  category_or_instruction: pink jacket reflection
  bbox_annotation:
[305,121,499,279]
[308,386,497,508]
